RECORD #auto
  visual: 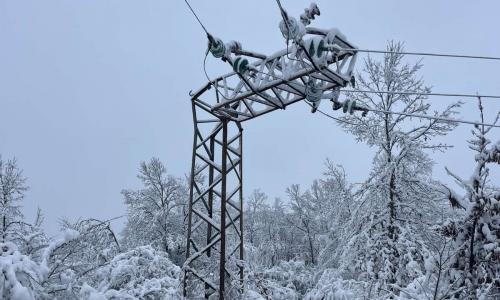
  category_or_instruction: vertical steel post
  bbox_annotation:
[219,119,228,299]
[238,125,244,290]
[183,102,198,298]
[205,136,215,299]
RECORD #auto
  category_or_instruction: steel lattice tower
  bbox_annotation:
[183,5,358,298]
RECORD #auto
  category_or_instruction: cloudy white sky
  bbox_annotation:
[1,0,499,235]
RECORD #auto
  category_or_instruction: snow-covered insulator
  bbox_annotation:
[208,35,226,58]
[305,80,323,113]
[342,99,356,114]
[330,88,342,110]
[306,38,328,59]
[305,80,323,103]
[350,76,356,88]
[233,56,250,75]
[300,3,320,25]
[279,17,304,41]
[340,99,368,116]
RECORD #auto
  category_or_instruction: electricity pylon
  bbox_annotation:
[183,4,357,298]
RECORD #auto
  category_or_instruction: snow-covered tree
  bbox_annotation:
[246,189,268,245]
[286,184,321,265]
[441,99,500,299]
[245,195,297,268]
[335,41,460,296]
[19,209,49,262]
[0,156,28,245]
[316,161,355,269]
[245,162,356,270]
[0,156,48,262]
[121,158,187,264]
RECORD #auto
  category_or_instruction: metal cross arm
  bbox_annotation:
[191,31,357,123]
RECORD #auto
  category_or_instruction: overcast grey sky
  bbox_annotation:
[1,0,499,235]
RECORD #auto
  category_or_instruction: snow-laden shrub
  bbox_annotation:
[79,283,106,300]
[304,269,369,300]
[244,260,315,299]
[0,242,40,300]
[245,279,298,300]
[0,229,86,300]
[243,289,267,300]
[86,246,181,299]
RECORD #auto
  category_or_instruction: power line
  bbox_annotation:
[344,89,500,100]
[253,71,500,127]
[343,48,500,61]
[230,58,500,126]
[275,0,286,16]
[254,69,500,100]
[365,107,500,128]
[266,65,500,127]
[273,1,500,64]
[183,0,209,35]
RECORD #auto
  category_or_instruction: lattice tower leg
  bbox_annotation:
[183,102,244,299]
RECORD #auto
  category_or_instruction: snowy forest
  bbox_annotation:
[1,42,499,299]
